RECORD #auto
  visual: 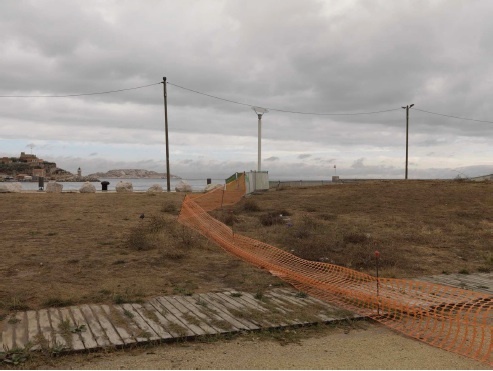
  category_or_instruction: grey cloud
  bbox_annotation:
[1,1,492,179]
[298,154,311,159]
[265,156,280,162]
[351,158,366,169]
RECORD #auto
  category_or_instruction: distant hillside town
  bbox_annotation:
[0,152,97,182]
[0,152,179,182]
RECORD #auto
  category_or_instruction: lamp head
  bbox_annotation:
[252,106,268,115]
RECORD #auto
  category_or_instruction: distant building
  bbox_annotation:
[77,167,81,177]
[19,151,43,164]
[32,168,46,178]
[16,174,32,181]
[0,157,12,164]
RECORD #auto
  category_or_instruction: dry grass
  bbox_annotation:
[0,180,491,319]
[231,180,493,277]
[0,193,280,318]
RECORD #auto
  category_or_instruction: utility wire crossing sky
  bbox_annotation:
[0,0,492,179]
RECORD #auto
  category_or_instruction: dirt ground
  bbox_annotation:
[0,181,492,368]
[25,323,489,369]
[0,180,492,317]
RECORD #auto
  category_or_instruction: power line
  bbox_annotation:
[414,108,493,124]
[2,78,492,123]
[167,81,401,116]
[0,82,162,98]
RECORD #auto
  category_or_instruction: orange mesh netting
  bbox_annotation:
[178,173,492,365]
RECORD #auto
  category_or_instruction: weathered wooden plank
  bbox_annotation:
[166,296,218,334]
[198,293,255,330]
[140,301,182,339]
[269,290,306,307]
[58,307,85,351]
[181,295,237,333]
[69,306,98,349]
[89,305,124,347]
[110,305,145,342]
[79,305,110,347]
[223,291,269,312]
[262,293,296,313]
[12,311,27,349]
[263,292,309,326]
[148,298,196,337]
[208,293,260,330]
[222,292,278,327]
[419,275,493,295]
[1,318,14,350]
[26,311,41,350]
[130,303,172,340]
[47,308,68,349]
[101,305,135,345]
[118,304,160,342]
[37,309,53,349]
[157,297,207,336]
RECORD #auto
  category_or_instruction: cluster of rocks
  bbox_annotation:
[0,182,22,193]
[0,180,223,193]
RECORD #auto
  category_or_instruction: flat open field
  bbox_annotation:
[0,180,492,319]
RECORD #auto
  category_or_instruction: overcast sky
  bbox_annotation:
[1,0,492,179]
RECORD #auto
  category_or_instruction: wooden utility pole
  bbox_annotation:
[163,77,170,192]
[402,104,414,180]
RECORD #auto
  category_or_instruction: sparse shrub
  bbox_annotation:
[318,213,337,221]
[147,215,168,233]
[291,216,320,239]
[126,227,156,251]
[243,199,261,212]
[294,228,311,239]
[254,290,264,300]
[260,212,284,226]
[343,232,368,245]
[222,211,239,226]
[177,226,199,248]
[8,298,29,311]
[126,215,171,250]
[458,269,470,275]
[161,201,178,214]
[477,266,490,273]
[162,251,186,260]
[42,297,73,308]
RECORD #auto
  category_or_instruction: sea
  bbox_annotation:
[18,178,226,192]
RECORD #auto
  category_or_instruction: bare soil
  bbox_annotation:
[0,180,492,369]
[1,180,492,318]
[23,323,489,369]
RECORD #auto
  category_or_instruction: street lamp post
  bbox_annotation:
[252,107,268,172]
[402,104,414,180]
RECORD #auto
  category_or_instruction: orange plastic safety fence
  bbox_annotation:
[178,174,492,366]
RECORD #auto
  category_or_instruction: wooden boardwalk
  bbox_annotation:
[0,288,356,353]
[418,272,493,294]
[1,273,491,354]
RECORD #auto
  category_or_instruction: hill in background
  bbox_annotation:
[88,169,180,179]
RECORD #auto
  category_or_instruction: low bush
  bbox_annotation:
[243,199,261,212]
[260,212,284,226]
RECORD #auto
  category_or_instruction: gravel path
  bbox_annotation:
[42,324,488,369]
